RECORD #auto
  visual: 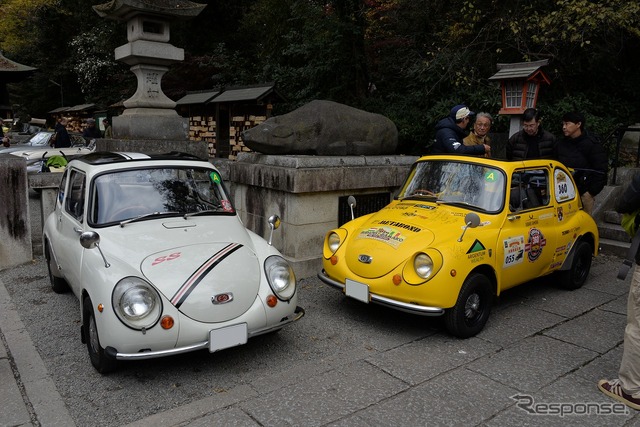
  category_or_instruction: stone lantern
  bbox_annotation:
[93,0,206,140]
[488,59,550,137]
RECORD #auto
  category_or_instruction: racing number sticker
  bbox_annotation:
[503,236,525,268]
[554,169,576,202]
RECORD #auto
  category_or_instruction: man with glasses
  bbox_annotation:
[506,108,556,160]
[464,112,493,157]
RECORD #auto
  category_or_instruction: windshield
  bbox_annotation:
[89,167,234,225]
[24,132,50,146]
[397,160,506,213]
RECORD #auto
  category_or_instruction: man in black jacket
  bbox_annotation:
[506,108,556,160]
[598,172,640,411]
[555,111,607,214]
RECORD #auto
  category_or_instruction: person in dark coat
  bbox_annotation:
[598,171,640,411]
[53,117,71,148]
[555,111,608,214]
[82,118,102,140]
[506,108,556,160]
[431,105,490,156]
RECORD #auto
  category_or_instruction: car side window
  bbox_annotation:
[57,169,68,207]
[509,169,550,212]
[64,170,86,222]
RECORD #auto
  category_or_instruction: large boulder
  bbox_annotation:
[241,100,398,155]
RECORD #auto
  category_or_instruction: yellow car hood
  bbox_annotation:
[344,203,442,278]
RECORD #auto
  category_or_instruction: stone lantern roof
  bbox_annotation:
[93,0,206,21]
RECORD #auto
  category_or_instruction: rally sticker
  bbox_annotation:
[357,226,405,249]
[526,228,547,262]
[503,236,525,268]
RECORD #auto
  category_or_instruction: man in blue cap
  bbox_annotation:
[431,104,490,156]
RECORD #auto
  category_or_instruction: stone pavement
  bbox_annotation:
[1,251,640,426]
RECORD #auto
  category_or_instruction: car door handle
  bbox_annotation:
[73,227,84,235]
[507,215,520,221]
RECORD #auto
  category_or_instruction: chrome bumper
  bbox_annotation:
[106,306,305,361]
[318,270,445,316]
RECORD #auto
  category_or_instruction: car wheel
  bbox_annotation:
[45,243,68,294]
[83,297,117,374]
[557,240,592,290]
[444,273,493,338]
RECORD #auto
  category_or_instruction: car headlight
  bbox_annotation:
[264,255,296,301]
[414,253,434,279]
[112,277,162,330]
[328,232,341,252]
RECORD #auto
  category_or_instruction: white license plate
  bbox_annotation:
[209,323,248,352]
[345,279,370,303]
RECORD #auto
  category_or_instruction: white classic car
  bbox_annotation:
[43,151,304,373]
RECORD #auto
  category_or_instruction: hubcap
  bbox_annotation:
[464,293,481,322]
[89,315,100,354]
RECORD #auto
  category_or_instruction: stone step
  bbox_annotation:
[603,210,622,225]
[598,222,632,242]
[599,237,632,259]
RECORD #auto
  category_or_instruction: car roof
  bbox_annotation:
[74,151,207,166]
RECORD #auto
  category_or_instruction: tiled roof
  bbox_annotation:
[175,90,220,105]
[489,59,549,81]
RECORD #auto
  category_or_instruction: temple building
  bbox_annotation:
[0,52,37,120]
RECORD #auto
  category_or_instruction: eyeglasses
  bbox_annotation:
[475,123,490,128]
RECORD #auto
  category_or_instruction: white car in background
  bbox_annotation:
[43,151,304,373]
[11,144,95,173]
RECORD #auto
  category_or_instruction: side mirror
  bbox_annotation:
[80,231,110,268]
[347,195,357,220]
[267,215,281,246]
[80,231,100,249]
[458,212,481,242]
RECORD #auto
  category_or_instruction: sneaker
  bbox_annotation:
[598,379,640,410]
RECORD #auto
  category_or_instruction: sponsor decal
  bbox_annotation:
[503,236,525,268]
[412,204,434,210]
[357,226,405,248]
[467,239,486,254]
[539,213,554,220]
[557,207,564,221]
[377,220,422,233]
[525,228,546,262]
[467,239,487,263]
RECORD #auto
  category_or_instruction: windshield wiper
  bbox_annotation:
[183,209,222,218]
[119,211,181,227]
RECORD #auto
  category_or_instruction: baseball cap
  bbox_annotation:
[450,104,474,120]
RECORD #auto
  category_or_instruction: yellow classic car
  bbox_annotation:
[318,155,599,338]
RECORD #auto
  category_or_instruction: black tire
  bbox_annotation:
[83,297,117,374]
[556,240,592,290]
[444,273,493,338]
[45,243,69,294]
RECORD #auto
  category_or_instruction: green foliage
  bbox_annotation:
[0,0,638,159]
